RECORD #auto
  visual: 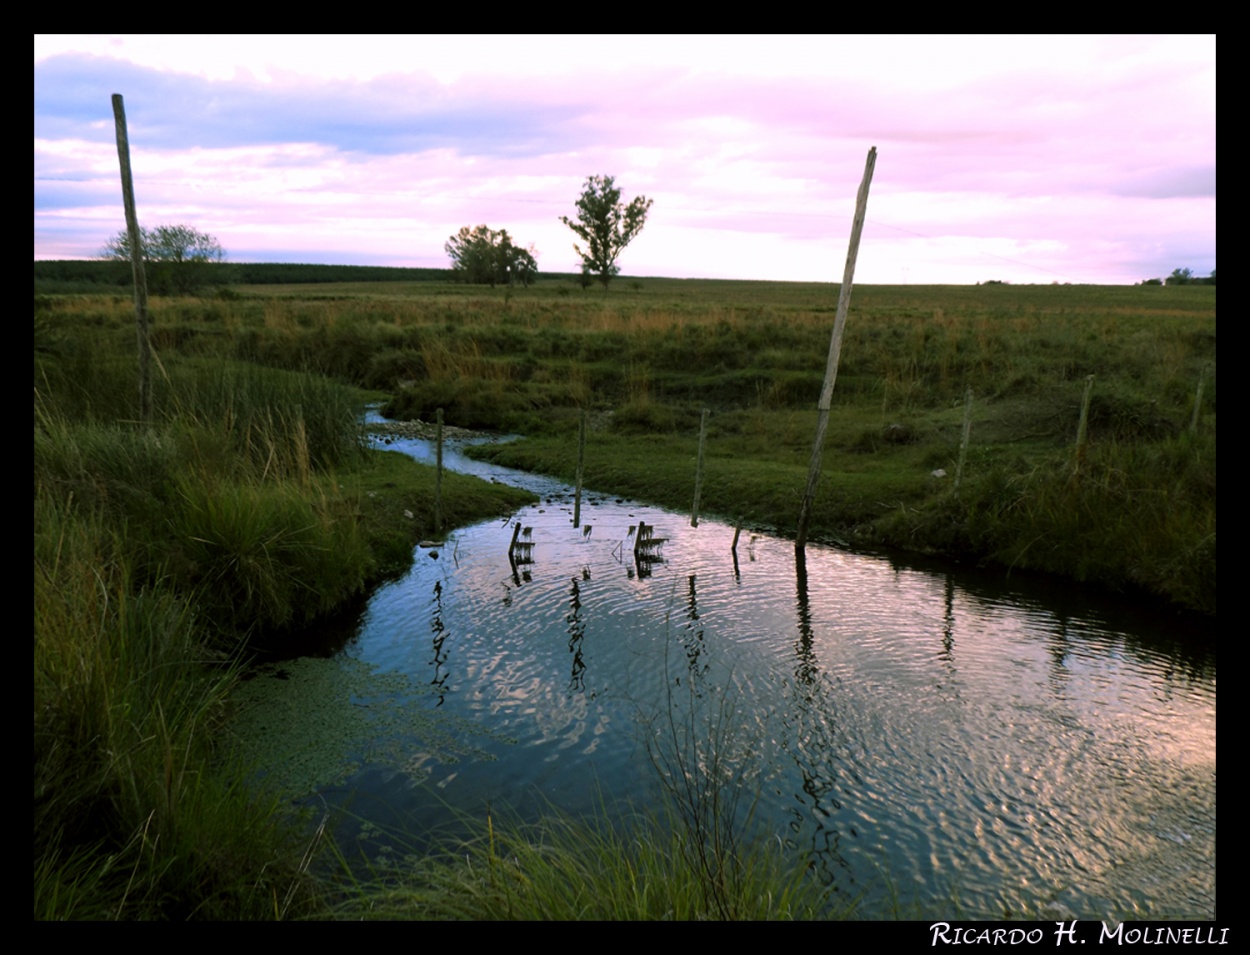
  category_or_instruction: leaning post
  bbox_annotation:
[111,94,153,426]
[796,146,877,552]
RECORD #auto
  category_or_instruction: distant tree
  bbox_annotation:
[445,225,538,287]
[559,175,652,289]
[1141,278,1163,286]
[1166,268,1194,286]
[102,224,226,295]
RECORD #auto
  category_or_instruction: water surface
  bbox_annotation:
[237,423,1216,919]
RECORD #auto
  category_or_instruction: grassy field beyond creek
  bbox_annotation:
[34,275,1214,919]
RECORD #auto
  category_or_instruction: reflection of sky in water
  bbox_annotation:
[267,426,1216,919]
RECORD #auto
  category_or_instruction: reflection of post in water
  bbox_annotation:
[632,522,666,579]
[507,521,535,586]
[681,574,708,689]
[1047,606,1072,693]
[940,573,955,664]
[566,576,587,693]
[429,580,449,706]
[793,549,817,688]
[784,547,854,893]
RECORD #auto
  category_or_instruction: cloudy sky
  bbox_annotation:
[34,35,1215,285]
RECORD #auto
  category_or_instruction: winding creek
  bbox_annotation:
[233,415,1216,920]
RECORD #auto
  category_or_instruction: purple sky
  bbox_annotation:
[34,35,1215,285]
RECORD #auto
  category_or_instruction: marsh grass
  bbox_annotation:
[34,309,533,918]
[33,494,324,919]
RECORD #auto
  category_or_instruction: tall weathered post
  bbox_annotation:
[691,408,709,527]
[111,94,152,426]
[796,146,877,552]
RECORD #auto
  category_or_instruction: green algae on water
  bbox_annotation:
[228,655,515,800]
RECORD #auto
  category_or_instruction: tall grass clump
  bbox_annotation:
[168,475,371,639]
[34,494,321,919]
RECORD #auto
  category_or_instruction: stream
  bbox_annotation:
[232,417,1216,920]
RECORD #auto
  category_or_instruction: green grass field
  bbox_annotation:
[34,275,1215,919]
[43,276,1208,609]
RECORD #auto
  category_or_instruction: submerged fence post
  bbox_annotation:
[1072,375,1095,477]
[796,146,877,552]
[573,409,587,529]
[434,408,444,535]
[111,94,152,426]
[691,408,709,527]
[953,387,974,496]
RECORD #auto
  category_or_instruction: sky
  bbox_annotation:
[34,35,1215,285]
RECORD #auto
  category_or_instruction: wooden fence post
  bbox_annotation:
[1190,367,1206,435]
[573,410,587,529]
[953,387,974,495]
[111,94,152,426]
[796,146,877,552]
[691,408,709,527]
[434,407,444,535]
[1072,375,1095,477]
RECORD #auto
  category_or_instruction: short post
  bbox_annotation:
[691,408,709,527]
[1072,375,1095,477]
[573,409,587,529]
[434,408,444,535]
[731,524,742,552]
[1190,367,1206,435]
[508,521,522,557]
[796,146,877,553]
[111,93,152,426]
[953,387,974,496]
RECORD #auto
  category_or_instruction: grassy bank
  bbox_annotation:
[34,322,531,917]
[89,275,1205,612]
[35,279,1214,612]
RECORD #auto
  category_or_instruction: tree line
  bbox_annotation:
[67,174,652,295]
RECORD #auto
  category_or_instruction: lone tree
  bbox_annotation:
[560,175,652,289]
[445,225,538,287]
[102,223,225,295]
